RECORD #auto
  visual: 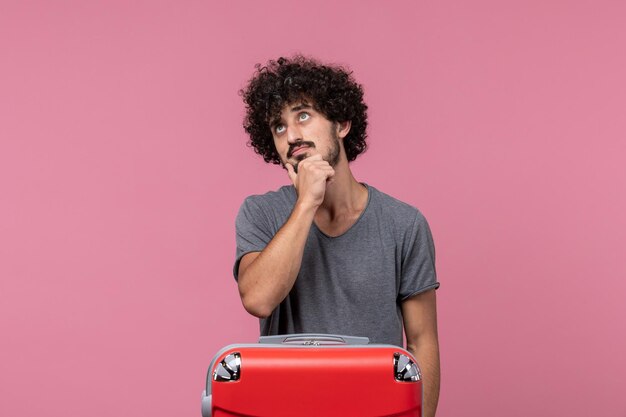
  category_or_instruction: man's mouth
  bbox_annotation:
[290,146,308,157]
[287,141,315,159]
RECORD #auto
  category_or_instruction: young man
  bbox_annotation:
[234,56,441,416]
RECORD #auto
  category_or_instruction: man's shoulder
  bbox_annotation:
[241,185,296,212]
[368,184,423,219]
[366,185,432,247]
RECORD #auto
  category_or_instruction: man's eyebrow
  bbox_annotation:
[269,116,282,128]
[269,103,312,128]
[290,103,312,112]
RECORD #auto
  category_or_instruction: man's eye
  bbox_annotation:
[275,125,286,134]
[298,112,310,121]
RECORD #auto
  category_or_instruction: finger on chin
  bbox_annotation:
[285,164,297,183]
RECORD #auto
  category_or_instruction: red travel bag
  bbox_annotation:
[201,334,422,417]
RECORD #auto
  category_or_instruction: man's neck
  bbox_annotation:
[317,160,368,220]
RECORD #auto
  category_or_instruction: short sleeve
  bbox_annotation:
[233,197,275,280]
[398,211,440,300]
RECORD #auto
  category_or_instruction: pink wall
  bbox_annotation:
[1,1,625,416]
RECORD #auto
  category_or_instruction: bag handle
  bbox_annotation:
[258,333,370,346]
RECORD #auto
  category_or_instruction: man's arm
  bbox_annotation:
[237,201,316,318]
[237,155,334,318]
[402,289,440,417]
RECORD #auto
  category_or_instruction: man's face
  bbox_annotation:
[271,101,342,173]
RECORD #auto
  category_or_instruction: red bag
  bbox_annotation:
[201,334,422,417]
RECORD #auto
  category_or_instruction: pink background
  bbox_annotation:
[1,1,625,416]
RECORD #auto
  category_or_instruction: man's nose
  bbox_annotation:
[286,125,302,144]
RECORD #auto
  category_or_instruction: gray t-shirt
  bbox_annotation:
[234,184,439,346]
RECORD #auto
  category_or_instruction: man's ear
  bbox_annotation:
[336,120,352,139]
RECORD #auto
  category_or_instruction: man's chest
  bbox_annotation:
[313,211,363,238]
[300,228,400,285]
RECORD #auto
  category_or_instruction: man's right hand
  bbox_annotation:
[286,154,335,209]
[239,155,333,318]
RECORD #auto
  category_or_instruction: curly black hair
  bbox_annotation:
[240,55,368,165]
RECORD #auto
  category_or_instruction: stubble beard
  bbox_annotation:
[291,128,341,174]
